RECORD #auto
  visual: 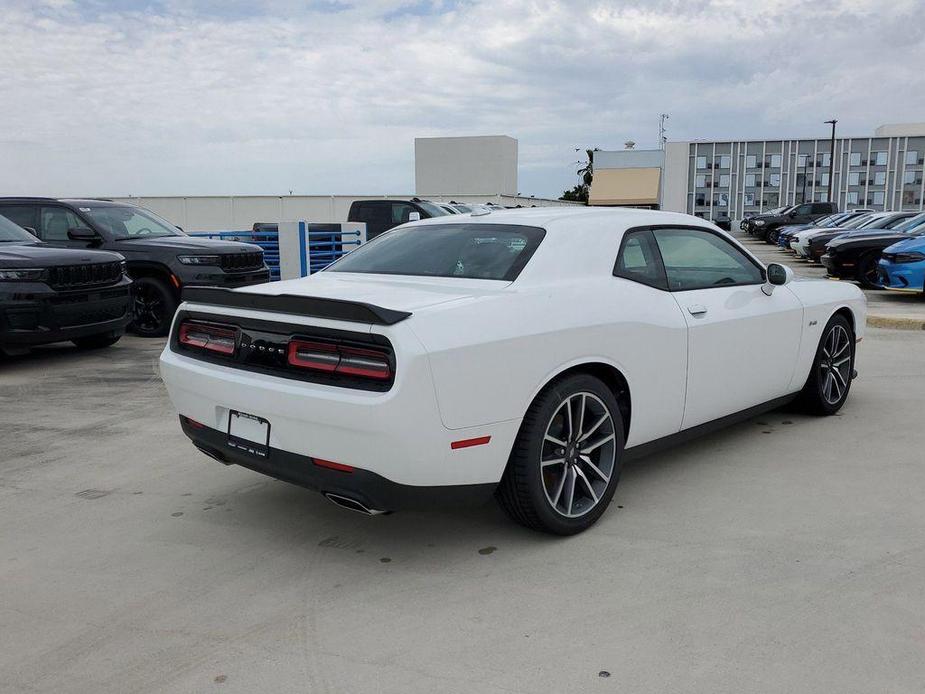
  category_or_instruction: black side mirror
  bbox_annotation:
[67,227,99,242]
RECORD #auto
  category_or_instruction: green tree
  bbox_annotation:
[559,148,599,204]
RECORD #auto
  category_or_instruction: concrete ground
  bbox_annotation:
[2,331,925,694]
[735,229,925,328]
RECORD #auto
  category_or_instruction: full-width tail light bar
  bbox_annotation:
[287,339,391,381]
[178,320,238,355]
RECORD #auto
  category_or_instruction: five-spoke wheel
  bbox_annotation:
[798,314,855,415]
[540,392,616,518]
[496,373,624,535]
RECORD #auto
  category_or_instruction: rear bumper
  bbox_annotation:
[180,417,495,511]
[159,339,521,488]
[0,280,132,346]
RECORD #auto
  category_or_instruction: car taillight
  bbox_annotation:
[178,320,238,355]
[287,339,391,381]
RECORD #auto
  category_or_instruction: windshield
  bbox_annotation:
[0,214,39,243]
[80,205,184,239]
[884,214,916,229]
[893,213,925,233]
[815,214,841,226]
[845,214,874,228]
[328,223,545,281]
[416,201,450,218]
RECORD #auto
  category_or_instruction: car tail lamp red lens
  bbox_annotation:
[287,339,391,381]
[178,320,238,355]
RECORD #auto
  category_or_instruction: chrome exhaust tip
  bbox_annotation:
[324,492,387,516]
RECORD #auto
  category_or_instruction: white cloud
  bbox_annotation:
[0,0,922,198]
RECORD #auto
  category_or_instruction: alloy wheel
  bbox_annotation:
[133,284,165,333]
[819,324,851,405]
[540,392,616,518]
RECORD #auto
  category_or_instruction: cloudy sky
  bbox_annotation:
[1,0,923,199]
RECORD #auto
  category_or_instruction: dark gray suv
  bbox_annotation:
[0,198,269,336]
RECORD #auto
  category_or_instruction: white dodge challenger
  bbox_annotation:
[160,207,865,534]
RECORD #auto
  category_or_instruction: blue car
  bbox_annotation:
[879,235,925,293]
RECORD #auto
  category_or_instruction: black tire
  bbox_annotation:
[495,373,625,535]
[796,314,855,415]
[856,252,882,289]
[767,229,780,245]
[131,276,177,337]
[72,331,122,350]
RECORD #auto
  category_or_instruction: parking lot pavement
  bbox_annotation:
[735,230,925,327]
[2,332,925,694]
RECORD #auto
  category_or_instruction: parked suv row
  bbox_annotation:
[0,214,132,355]
[0,198,269,336]
[741,202,839,242]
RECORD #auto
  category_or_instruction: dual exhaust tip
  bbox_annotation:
[324,492,388,516]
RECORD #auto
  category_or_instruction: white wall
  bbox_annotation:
[112,193,576,231]
[414,136,518,196]
[661,141,690,213]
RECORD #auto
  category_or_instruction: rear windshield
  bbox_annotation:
[328,223,545,281]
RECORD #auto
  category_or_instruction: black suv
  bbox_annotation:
[745,201,839,243]
[347,198,450,240]
[0,199,269,336]
[0,214,131,355]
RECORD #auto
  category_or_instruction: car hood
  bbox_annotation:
[230,272,509,314]
[827,232,908,250]
[882,236,925,254]
[113,236,261,253]
[0,243,124,268]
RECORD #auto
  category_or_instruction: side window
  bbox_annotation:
[794,204,814,215]
[653,228,764,291]
[390,202,417,224]
[813,203,833,214]
[356,203,389,225]
[0,205,38,231]
[40,206,85,241]
[613,230,667,290]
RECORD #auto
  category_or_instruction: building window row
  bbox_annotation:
[694,149,921,172]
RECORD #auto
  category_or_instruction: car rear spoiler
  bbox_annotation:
[180,287,412,326]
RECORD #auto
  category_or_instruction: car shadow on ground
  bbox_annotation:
[171,406,816,565]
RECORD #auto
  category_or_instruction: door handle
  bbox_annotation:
[687,304,708,316]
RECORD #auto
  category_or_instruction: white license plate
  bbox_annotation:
[227,410,270,457]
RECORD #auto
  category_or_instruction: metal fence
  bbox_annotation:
[190,225,364,281]
[296,222,364,276]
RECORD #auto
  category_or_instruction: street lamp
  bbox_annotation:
[824,119,837,203]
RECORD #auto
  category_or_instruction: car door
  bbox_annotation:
[612,229,688,444]
[37,205,98,248]
[651,226,804,429]
[790,203,815,224]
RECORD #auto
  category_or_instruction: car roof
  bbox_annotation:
[0,197,132,207]
[411,206,710,230]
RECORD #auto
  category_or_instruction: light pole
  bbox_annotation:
[824,119,837,203]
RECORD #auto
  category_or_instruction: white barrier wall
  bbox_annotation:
[110,194,577,231]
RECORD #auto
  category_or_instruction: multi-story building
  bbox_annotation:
[591,123,925,223]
